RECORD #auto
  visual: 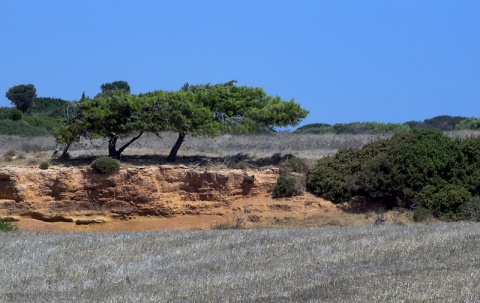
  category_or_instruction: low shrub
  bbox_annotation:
[279,155,310,175]
[8,109,23,121]
[243,174,255,184]
[0,218,17,232]
[460,196,480,222]
[413,208,433,223]
[3,150,17,158]
[212,215,244,229]
[272,175,304,198]
[39,161,49,169]
[91,156,121,174]
[3,150,26,161]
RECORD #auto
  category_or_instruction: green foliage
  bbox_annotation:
[422,115,466,131]
[295,122,409,134]
[272,175,304,198]
[333,122,410,134]
[0,107,23,121]
[307,129,480,220]
[80,92,148,158]
[415,184,471,221]
[0,218,17,232]
[0,119,50,136]
[100,81,131,94]
[91,156,121,174]
[306,148,363,202]
[294,123,334,134]
[455,117,480,130]
[30,97,70,118]
[8,108,23,121]
[413,208,433,223]
[460,137,480,196]
[183,80,309,129]
[55,80,308,161]
[360,129,460,207]
[460,196,480,222]
[23,116,61,130]
[5,84,36,113]
[405,115,468,131]
[39,161,50,169]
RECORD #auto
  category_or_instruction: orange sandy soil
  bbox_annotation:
[11,193,413,233]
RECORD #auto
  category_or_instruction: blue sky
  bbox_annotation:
[1,1,479,127]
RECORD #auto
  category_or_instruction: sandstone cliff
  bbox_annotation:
[0,165,282,222]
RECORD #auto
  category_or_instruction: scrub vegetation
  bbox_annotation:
[307,129,480,221]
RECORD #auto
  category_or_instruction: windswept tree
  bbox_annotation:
[80,91,148,159]
[6,84,37,113]
[145,90,218,162]
[162,80,309,161]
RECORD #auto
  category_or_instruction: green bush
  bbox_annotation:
[415,184,472,221]
[39,161,49,169]
[22,115,61,131]
[460,137,480,196]
[294,123,334,134]
[422,115,467,131]
[413,208,433,223]
[295,122,410,134]
[272,175,304,198]
[351,129,461,207]
[30,97,70,118]
[91,156,121,174]
[460,196,480,222]
[306,138,394,203]
[0,119,50,137]
[8,108,23,121]
[0,218,17,232]
[307,129,479,220]
[333,122,410,134]
[455,117,480,130]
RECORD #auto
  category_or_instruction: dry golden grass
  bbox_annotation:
[1,222,479,302]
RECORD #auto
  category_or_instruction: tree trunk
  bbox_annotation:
[61,143,71,158]
[108,133,144,159]
[116,132,143,158]
[108,137,119,159]
[167,132,185,162]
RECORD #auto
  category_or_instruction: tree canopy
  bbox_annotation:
[5,84,37,113]
[54,80,309,160]
[100,81,131,95]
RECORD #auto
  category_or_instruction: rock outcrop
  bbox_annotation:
[0,165,280,222]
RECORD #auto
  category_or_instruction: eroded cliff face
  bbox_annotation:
[0,165,279,222]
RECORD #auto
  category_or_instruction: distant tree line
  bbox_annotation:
[296,115,480,134]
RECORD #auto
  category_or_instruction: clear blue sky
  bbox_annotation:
[1,1,479,126]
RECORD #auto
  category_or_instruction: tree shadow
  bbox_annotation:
[50,153,293,169]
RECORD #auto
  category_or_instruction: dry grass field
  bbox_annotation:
[1,223,479,302]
